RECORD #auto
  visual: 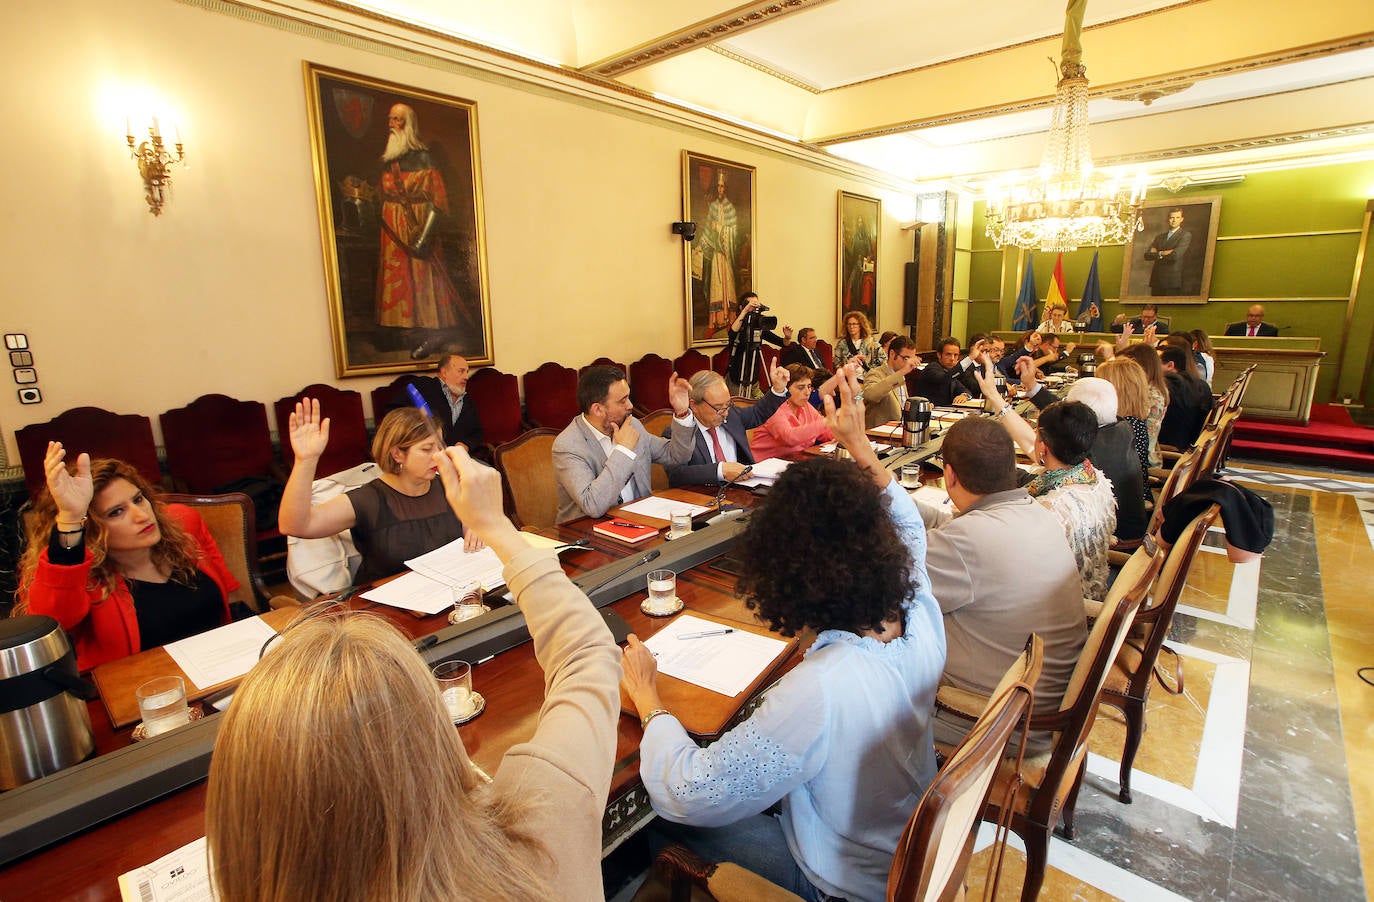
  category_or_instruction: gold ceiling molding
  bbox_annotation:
[584,0,834,78]
[1094,122,1374,168]
[810,33,1374,145]
[708,44,822,93]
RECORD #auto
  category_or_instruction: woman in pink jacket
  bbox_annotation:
[750,364,846,461]
[16,443,238,671]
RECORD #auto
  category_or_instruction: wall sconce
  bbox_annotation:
[671,221,697,241]
[125,117,186,216]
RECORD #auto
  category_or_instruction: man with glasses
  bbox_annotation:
[863,336,921,428]
[664,367,788,487]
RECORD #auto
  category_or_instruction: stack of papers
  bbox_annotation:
[817,440,884,454]
[739,457,791,488]
[619,496,711,520]
[165,617,280,690]
[643,615,788,697]
[360,532,563,615]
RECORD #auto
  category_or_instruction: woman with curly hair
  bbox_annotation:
[16,443,239,671]
[622,371,945,902]
[833,310,882,373]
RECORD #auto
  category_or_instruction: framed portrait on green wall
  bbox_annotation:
[304,62,493,376]
[1120,195,1221,305]
[838,191,880,331]
[682,151,756,348]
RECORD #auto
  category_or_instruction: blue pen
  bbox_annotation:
[405,384,448,449]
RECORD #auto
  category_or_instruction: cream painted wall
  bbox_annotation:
[0,0,914,465]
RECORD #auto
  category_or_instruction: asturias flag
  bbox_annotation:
[1012,255,1037,331]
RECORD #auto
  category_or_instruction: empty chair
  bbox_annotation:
[522,361,579,430]
[466,366,522,448]
[674,349,712,379]
[161,492,274,613]
[161,394,277,495]
[629,353,673,414]
[813,339,835,371]
[494,428,560,530]
[710,347,731,377]
[273,384,369,478]
[369,375,416,422]
[16,406,161,499]
[580,357,627,382]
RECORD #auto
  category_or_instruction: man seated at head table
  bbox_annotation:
[552,366,695,523]
[208,445,621,902]
[862,335,921,428]
[662,366,788,487]
[1225,303,1279,337]
[623,369,945,902]
[911,336,980,407]
[911,413,1086,750]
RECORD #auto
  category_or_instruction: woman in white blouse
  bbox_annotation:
[1037,301,1075,334]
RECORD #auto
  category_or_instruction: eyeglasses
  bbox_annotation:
[697,400,731,416]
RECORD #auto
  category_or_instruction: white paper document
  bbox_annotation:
[817,440,884,454]
[406,539,506,592]
[164,617,280,691]
[619,496,711,520]
[118,836,214,902]
[360,570,456,615]
[910,485,952,508]
[643,614,788,697]
[739,457,791,487]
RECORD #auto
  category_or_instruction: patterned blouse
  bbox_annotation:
[1121,415,1152,503]
[833,335,883,372]
[1027,460,1117,603]
[1144,386,1166,469]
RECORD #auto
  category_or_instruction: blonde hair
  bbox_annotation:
[16,458,199,610]
[207,612,554,902]
[1097,357,1150,419]
[843,311,873,339]
[371,407,442,474]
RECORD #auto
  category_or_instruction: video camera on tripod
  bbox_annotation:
[727,304,779,388]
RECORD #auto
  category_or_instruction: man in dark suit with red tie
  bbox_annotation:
[663,367,788,486]
[1225,304,1279,337]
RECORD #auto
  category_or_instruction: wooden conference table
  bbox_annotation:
[0,483,803,902]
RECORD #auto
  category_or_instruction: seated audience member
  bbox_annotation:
[996,329,1041,377]
[726,293,792,397]
[1033,331,1077,375]
[878,330,900,354]
[622,370,944,902]
[915,414,1085,748]
[552,366,693,522]
[1037,301,1075,334]
[1011,355,1060,412]
[780,327,826,369]
[1063,376,1147,545]
[1164,332,1207,381]
[862,336,920,428]
[750,363,848,460]
[396,354,483,450]
[280,403,478,585]
[1157,345,1213,450]
[834,311,883,373]
[664,367,787,487]
[1117,343,1169,467]
[955,333,991,399]
[208,446,620,902]
[911,336,979,406]
[1092,359,1154,498]
[808,367,836,410]
[1190,330,1216,385]
[17,445,239,671]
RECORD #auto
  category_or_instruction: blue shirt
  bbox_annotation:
[639,480,946,901]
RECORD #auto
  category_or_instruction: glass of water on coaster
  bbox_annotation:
[433,660,483,724]
[668,509,693,540]
[642,568,683,616]
[449,582,489,624]
[136,676,189,738]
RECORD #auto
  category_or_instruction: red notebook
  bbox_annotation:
[594,519,659,544]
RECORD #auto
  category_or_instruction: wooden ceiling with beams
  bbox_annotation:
[342,0,1374,185]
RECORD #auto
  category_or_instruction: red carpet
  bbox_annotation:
[1232,403,1374,469]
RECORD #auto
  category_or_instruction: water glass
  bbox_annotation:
[645,569,677,614]
[668,510,693,540]
[899,463,922,488]
[136,676,189,738]
[433,660,476,722]
[449,583,486,624]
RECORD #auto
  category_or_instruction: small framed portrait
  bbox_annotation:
[303,62,493,377]
[1119,195,1222,305]
[682,152,756,347]
[838,191,881,330]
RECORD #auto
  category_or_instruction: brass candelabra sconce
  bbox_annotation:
[126,118,186,216]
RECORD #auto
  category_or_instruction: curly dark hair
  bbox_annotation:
[735,458,914,637]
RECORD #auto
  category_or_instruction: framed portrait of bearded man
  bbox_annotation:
[682,152,756,348]
[304,63,493,376]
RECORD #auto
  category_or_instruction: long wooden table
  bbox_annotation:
[0,484,788,902]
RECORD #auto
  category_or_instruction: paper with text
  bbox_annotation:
[164,617,279,691]
[619,496,711,520]
[360,570,455,615]
[406,539,506,592]
[643,614,788,697]
[117,836,215,902]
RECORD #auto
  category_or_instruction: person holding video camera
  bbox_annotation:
[726,292,792,398]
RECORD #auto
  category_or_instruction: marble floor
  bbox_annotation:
[608,460,1374,901]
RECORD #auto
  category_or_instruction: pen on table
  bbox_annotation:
[611,520,641,529]
[677,628,735,640]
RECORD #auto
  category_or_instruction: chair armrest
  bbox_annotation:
[1107,549,1133,568]
[935,684,990,722]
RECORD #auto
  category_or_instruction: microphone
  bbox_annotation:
[581,548,661,599]
[714,465,753,507]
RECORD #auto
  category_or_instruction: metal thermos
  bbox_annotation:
[1078,351,1097,378]
[902,397,933,448]
[0,616,96,789]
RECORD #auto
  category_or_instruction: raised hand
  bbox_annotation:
[44,442,93,521]
[1015,355,1039,393]
[972,358,1004,410]
[287,398,330,461]
[769,364,790,393]
[437,445,523,560]
[1143,324,1158,345]
[823,365,867,450]
[782,325,794,341]
[667,370,691,416]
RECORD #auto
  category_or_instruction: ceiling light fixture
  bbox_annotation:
[984,0,1146,253]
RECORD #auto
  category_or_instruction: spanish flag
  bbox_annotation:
[1045,253,1068,315]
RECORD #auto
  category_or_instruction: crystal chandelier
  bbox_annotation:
[984,0,1145,253]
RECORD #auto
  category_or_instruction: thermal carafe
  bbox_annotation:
[902,397,934,448]
[0,616,96,789]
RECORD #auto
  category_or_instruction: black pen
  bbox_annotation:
[611,520,642,529]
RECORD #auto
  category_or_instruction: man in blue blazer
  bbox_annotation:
[664,366,788,487]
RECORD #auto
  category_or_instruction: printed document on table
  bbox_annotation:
[643,614,788,697]
[118,836,214,902]
[360,570,455,615]
[817,440,884,454]
[619,496,711,519]
[739,457,791,488]
[164,617,280,690]
[406,539,506,592]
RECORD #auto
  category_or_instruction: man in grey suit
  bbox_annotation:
[664,366,788,487]
[552,366,694,523]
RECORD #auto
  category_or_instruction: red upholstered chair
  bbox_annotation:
[580,357,627,381]
[160,394,277,495]
[369,375,417,422]
[16,407,162,499]
[629,354,673,415]
[522,362,579,430]
[273,384,370,478]
[467,367,523,447]
[673,349,711,379]
[814,339,834,371]
[757,346,781,391]
[711,348,731,376]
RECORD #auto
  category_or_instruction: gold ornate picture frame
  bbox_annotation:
[838,191,881,331]
[682,151,756,348]
[1119,195,1222,305]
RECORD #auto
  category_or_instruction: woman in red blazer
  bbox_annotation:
[16,443,239,671]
